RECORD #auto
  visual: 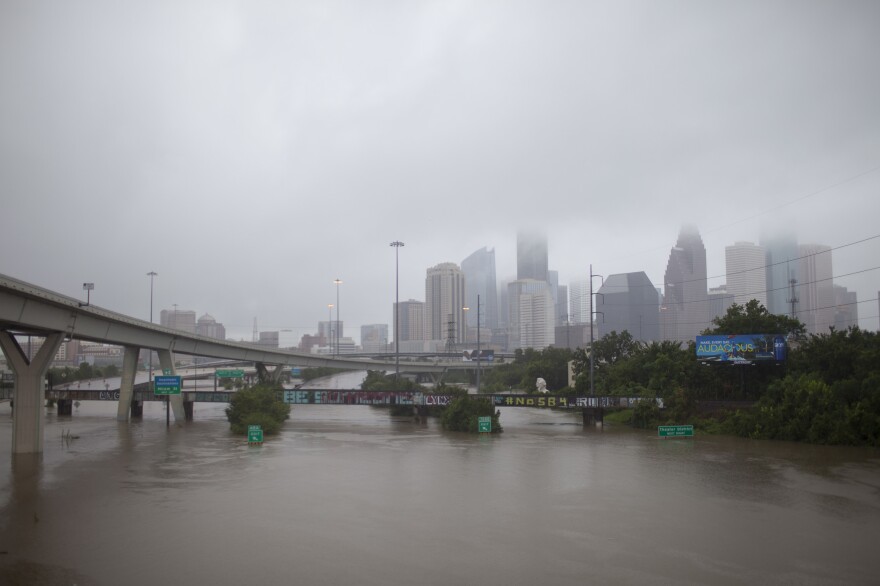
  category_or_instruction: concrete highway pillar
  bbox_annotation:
[255,363,285,385]
[157,349,185,422]
[0,331,64,454]
[116,346,140,421]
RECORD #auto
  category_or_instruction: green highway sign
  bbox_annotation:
[478,416,492,433]
[248,425,264,444]
[162,369,172,375]
[215,369,245,379]
[154,375,182,395]
[658,425,694,438]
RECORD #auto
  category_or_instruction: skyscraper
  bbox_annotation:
[660,226,708,343]
[596,272,660,343]
[507,279,552,349]
[798,244,834,334]
[761,232,799,316]
[569,280,591,324]
[460,246,499,331]
[160,308,196,333]
[832,285,859,331]
[425,263,466,347]
[394,300,425,343]
[725,241,767,307]
[517,230,548,281]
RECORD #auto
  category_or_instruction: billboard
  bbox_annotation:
[696,334,786,364]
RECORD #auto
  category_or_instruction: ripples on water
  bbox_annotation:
[1,396,879,586]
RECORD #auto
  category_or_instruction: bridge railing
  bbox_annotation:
[40,389,664,409]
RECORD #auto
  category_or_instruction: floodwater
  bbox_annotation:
[1,387,880,585]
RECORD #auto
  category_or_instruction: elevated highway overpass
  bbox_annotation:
[0,273,491,454]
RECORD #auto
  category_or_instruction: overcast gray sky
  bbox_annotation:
[2,0,879,344]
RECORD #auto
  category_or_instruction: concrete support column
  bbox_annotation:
[116,346,140,421]
[0,332,64,454]
[255,363,286,385]
[157,349,185,422]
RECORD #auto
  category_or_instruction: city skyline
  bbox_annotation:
[1,1,878,344]
[149,223,873,348]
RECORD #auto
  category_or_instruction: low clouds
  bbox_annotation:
[2,0,878,340]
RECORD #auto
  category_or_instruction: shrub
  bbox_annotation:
[225,384,290,435]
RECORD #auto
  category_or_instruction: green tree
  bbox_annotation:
[440,395,502,433]
[706,300,804,337]
[225,384,291,435]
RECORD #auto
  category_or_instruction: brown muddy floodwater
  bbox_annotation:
[1,398,880,586]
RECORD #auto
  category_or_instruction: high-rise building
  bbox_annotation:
[725,241,767,307]
[761,232,799,316]
[394,300,425,343]
[556,284,568,326]
[160,309,196,333]
[832,285,859,331]
[660,226,709,343]
[257,331,279,348]
[518,288,555,349]
[708,285,735,324]
[507,279,552,349]
[596,272,660,343]
[196,313,226,340]
[798,244,834,334]
[569,280,591,324]
[461,247,499,331]
[361,324,389,353]
[426,263,466,347]
[517,230,548,281]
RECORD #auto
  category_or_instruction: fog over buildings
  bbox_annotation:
[1,1,879,352]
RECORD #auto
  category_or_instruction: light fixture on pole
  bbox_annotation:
[334,278,342,357]
[80,282,94,307]
[390,241,404,383]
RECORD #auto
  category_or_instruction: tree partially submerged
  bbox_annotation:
[441,395,502,434]
[225,384,291,435]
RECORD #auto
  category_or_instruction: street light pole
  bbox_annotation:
[390,241,404,384]
[476,294,481,394]
[334,278,342,357]
[147,271,157,392]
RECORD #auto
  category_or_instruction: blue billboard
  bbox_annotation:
[696,334,786,364]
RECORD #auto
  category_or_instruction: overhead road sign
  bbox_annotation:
[216,369,245,378]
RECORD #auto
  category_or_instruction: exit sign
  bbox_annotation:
[248,425,264,444]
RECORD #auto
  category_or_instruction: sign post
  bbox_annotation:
[478,416,492,433]
[248,425,264,445]
[154,375,181,427]
[658,425,694,438]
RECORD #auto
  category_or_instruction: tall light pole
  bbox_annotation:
[390,241,404,384]
[147,271,157,391]
[334,278,342,356]
[476,294,481,394]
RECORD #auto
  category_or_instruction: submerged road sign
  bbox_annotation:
[478,416,492,433]
[658,425,694,438]
[248,425,264,444]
